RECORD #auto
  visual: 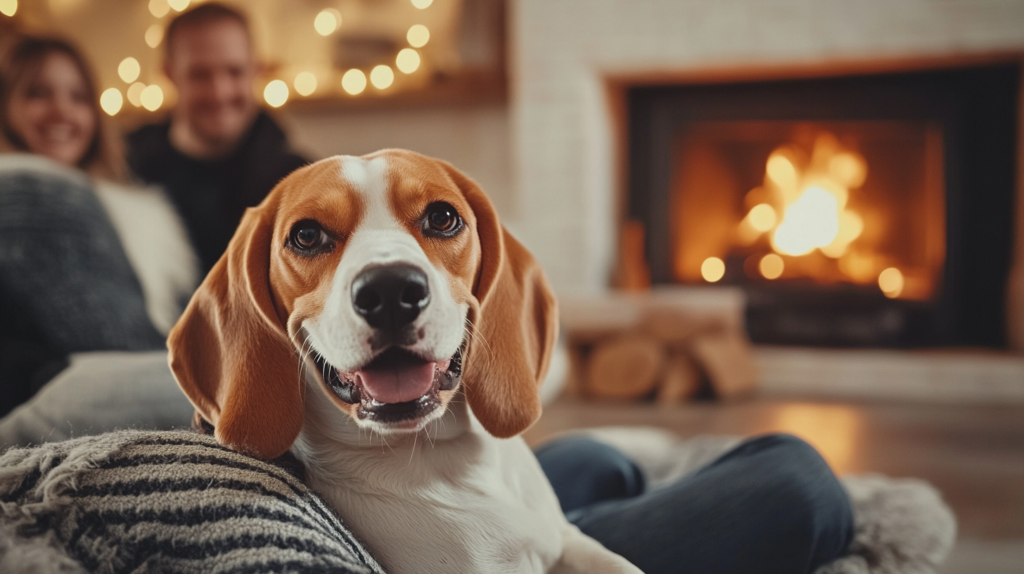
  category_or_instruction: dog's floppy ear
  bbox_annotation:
[167,200,303,460]
[447,166,558,438]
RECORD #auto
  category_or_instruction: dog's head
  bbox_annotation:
[167,150,557,459]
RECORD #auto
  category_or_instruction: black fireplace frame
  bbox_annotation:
[627,62,1019,348]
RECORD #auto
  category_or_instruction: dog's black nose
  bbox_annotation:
[352,264,431,331]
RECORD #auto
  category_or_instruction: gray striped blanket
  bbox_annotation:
[0,430,385,574]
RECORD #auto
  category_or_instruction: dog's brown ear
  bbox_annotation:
[167,201,303,460]
[447,166,558,438]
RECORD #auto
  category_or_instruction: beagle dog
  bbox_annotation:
[168,150,642,574]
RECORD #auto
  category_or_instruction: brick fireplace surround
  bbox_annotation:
[507,0,1024,400]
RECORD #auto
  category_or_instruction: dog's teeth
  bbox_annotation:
[371,399,386,407]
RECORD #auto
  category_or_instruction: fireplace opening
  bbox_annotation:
[626,62,1019,348]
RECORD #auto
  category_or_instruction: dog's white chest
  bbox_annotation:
[299,432,567,574]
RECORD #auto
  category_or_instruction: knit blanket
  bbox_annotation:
[0,431,384,574]
[0,429,956,574]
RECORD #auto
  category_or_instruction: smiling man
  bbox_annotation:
[127,2,308,274]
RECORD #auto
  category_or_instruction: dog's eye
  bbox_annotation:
[289,220,330,253]
[423,202,463,237]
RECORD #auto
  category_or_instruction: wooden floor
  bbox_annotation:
[523,398,1024,544]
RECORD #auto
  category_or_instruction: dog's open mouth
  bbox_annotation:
[314,346,463,425]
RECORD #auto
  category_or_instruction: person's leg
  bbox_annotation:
[535,434,647,513]
[547,433,853,574]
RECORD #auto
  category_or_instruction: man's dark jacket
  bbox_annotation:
[127,111,309,274]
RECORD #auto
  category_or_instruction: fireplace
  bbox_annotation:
[626,62,1019,348]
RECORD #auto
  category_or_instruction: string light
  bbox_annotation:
[701,257,725,283]
[411,0,432,8]
[168,0,189,12]
[264,80,289,107]
[145,25,164,48]
[407,25,429,48]
[140,85,164,111]
[294,72,317,96]
[0,0,17,18]
[396,48,420,74]
[370,65,394,89]
[148,0,169,18]
[341,69,367,95]
[118,57,140,83]
[127,82,146,107]
[314,8,341,36]
[99,88,123,116]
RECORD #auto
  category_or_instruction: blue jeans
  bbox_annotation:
[536,433,853,574]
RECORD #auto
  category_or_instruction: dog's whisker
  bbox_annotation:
[408,432,418,465]
[462,317,494,363]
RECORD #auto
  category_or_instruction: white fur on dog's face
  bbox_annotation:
[283,155,472,436]
[303,156,467,375]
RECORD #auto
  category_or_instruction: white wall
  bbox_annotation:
[283,103,513,216]
[511,0,1024,295]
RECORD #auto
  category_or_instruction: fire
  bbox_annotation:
[724,132,904,293]
[755,135,867,259]
[680,125,943,302]
[771,185,840,256]
[878,267,904,298]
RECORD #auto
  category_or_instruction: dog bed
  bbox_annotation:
[0,429,955,573]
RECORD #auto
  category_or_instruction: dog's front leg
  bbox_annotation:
[550,523,644,574]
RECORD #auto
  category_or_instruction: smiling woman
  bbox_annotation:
[0,36,125,181]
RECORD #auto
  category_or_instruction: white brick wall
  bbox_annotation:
[510,0,1024,295]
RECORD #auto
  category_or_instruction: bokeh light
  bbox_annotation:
[99,88,123,116]
[878,267,904,298]
[701,257,725,283]
[140,85,164,111]
[407,25,430,48]
[411,0,433,8]
[341,69,367,95]
[760,253,785,280]
[747,203,777,232]
[127,82,146,107]
[396,49,420,74]
[294,72,317,96]
[168,0,189,12]
[148,0,169,18]
[370,65,394,89]
[0,0,17,18]
[314,8,341,36]
[145,25,164,48]
[118,57,140,83]
[766,153,798,191]
[263,80,289,108]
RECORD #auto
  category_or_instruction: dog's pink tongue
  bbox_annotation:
[355,361,437,404]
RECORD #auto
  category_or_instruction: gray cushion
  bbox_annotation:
[0,351,194,451]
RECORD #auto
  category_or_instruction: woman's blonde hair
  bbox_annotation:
[0,35,127,181]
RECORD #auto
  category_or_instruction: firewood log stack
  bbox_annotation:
[564,303,758,404]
